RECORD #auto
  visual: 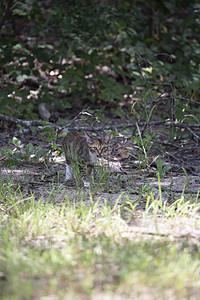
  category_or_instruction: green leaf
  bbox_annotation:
[163,166,172,173]
[35,148,46,161]
[12,137,22,147]
[4,158,20,167]
[1,148,13,158]
[51,144,58,150]
[156,157,163,172]
[25,143,34,157]
[13,9,28,16]
[12,152,23,160]
[16,74,29,83]
[30,127,37,134]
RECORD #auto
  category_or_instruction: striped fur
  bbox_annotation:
[62,131,110,186]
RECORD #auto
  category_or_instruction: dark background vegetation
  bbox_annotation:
[0,0,199,126]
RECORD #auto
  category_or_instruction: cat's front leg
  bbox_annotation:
[83,164,93,187]
[65,164,73,181]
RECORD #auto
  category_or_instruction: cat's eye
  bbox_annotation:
[93,146,101,153]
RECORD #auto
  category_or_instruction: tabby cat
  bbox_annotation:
[62,131,111,186]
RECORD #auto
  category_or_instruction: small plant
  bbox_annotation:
[41,126,57,142]
[145,174,200,218]
[1,137,47,166]
[130,124,159,169]
[156,156,172,179]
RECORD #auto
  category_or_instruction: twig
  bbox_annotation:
[156,96,200,105]
[158,142,180,149]
[185,125,200,141]
[175,96,200,105]
[132,229,199,239]
[153,184,200,194]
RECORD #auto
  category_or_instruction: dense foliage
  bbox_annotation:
[0,0,199,119]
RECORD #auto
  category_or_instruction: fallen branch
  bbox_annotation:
[1,113,200,136]
[0,113,60,128]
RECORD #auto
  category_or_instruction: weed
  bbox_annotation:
[156,156,172,179]
[130,123,159,169]
[1,137,48,166]
[144,174,200,218]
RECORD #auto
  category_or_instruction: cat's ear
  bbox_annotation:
[103,133,111,144]
[84,132,95,143]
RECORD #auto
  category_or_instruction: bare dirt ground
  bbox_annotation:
[0,113,199,201]
[0,114,200,243]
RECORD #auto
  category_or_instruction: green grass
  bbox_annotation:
[0,178,200,299]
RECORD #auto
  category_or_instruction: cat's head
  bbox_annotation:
[84,132,111,157]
